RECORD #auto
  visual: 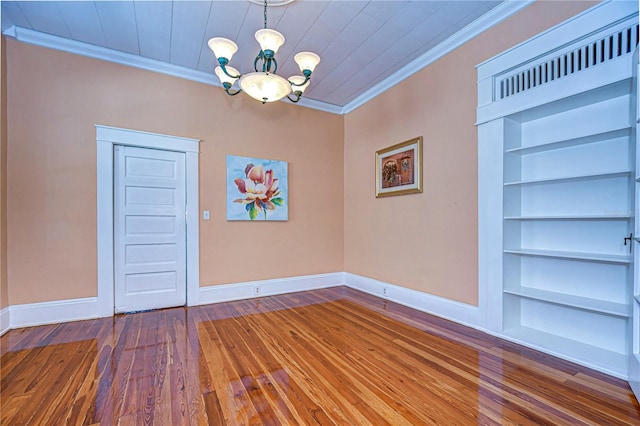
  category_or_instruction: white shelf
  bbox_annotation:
[504,287,630,317]
[505,127,631,155]
[504,169,631,186]
[504,326,627,377]
[504,214,631,220]
[504,248,631,264]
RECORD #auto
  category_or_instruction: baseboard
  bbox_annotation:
[198,272,345,305]
[0,307,10,336]
[343,273,481,329]
[9,297,103,329]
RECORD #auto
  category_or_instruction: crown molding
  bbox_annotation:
[2,26,219,86]
[3,1,533,116]
[341,0,535,114]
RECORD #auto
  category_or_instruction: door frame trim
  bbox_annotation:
[96,125,200,316]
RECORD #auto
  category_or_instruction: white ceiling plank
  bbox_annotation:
[196,1,250,72]
[134,0,172,62]
[273,1,328,66]
[297,1,366,54]
[204,1,250,41]
[170,1,212,68]
[361,1,410,21]
[15,1,71,39]
[95,1,140,55]
[56,1,106,47]
[387,3,442,32]
[1,1,31,32]
[321,12,386,66]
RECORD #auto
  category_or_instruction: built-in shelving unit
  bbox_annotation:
[499,85,634,377]
[477,1,639,384]
[503,249,631,264]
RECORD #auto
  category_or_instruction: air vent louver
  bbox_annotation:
[498,23,639,99]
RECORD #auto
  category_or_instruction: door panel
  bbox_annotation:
[114,146,186,313]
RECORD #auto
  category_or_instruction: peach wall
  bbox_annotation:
[1,37,7,309]
[343,1,597,305]
[6,40,344,305]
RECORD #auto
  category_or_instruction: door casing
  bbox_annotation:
[96,125,200,316]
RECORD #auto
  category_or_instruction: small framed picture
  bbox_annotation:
[375,136,423,197]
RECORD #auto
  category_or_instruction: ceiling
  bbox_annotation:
[1,0,523,114]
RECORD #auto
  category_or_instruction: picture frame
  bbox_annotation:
[375,136,423,197]
[226,155,288,221]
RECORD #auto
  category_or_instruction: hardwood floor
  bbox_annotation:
[1,287,639,425]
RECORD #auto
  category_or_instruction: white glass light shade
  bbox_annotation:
[215,66,240,86]
[294,52,320,73]
[208,37,238,61]
[254,29,285,54]
[239,72,292,103]
[288,76,310,94]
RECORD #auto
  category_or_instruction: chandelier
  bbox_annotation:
[207,0,321,104]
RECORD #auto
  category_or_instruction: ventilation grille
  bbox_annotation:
[498,23,639,100]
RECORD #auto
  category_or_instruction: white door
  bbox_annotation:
[114,145,187,313]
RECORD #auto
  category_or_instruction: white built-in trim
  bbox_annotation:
[476,0,639,124]
[0,307,10,336]
[476,0,638,381]
[2,1,533,116]
[9,297,99,329]
[344,273,481,329]
[199,272,345,305]
[477,118,507,333]
[481,327,627,380]
[96,125,200,316]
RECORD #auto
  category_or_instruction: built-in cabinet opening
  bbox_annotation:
[477,1,639,394]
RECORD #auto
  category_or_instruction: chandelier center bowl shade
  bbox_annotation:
[208,0,320,104]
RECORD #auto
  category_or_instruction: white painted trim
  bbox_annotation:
[96,125,200,314]
[0,307,10,336]
[95,125,199,153]
[477,118,507,332]
[341,0,534,114]
[476,0,638,77]
[9,297,100,329]
[343,273,481,329]
[2,26,218,87]
[199,272,345,305]
[481,328,627,380]
[3,0,532,116]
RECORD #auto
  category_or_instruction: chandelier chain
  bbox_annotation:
[264,0,268,29]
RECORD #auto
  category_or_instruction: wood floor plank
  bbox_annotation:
[1,286,639,425]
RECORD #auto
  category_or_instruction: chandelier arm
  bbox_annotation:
[222,83,243,96]
[254,53,278,74]
[268,57,278,74]
[289,74,310,87]
[219,63,241,79]
[287,92,302,103]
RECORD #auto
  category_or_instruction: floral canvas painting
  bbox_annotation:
[226,155,288,221]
